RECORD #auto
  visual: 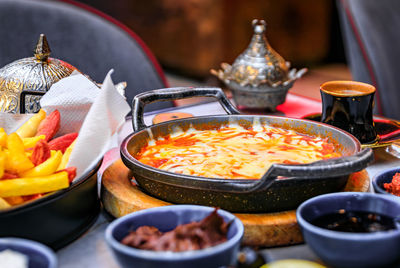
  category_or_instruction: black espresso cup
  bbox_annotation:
[320,81,377,144]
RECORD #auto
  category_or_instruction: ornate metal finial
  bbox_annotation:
[34,34,51,61]
[252,19,266,31]
[243,19,272,60]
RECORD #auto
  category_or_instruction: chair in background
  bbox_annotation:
[337,0,400,119]
[0,0,173,112]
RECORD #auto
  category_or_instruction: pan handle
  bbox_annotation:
[223,148,373,193]
[268,147,373,178]
[132,87,240,132]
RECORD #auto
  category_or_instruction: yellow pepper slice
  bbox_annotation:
[21,150,62,177]
[15,109,46,138]
[0,172,69,197]
[22,135,46,149]
[6,133,34,173]
[57,140,76,171]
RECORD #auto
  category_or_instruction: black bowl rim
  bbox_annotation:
[121,114,362,185]
[105,205,244,261]
[0,237,57,268]
[0,158,102,216]
[296,192,400,240]
[372,167,400,196]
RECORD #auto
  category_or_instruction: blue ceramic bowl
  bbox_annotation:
[372,167,400,196]
[297,192,400,268]
[105,205,244,268]
[0,238,57,268]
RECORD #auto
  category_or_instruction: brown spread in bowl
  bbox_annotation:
[121,209,230,252]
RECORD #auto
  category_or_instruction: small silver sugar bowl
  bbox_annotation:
[0,34,78,113]
[211,19,307,111]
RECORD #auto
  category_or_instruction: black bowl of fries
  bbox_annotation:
[0,110,101,249]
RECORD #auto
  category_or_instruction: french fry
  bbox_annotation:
[3,149,10,171]
[23,135,46,149]
[57,140,76,171]
[0,109,79,207]
[21,150,62,177]
[6,133,34,173]
[36,110,60,141]
[0,149,5,179]
[3,196,24,206]
[15,109,46,138]
[0,197,10,209]
[0,172,69,197]
[0,128,7,147]
[7,133,25,152]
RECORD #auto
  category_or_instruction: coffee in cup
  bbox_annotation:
[320,81,377,144]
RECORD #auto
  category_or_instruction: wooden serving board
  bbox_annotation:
[101,159,370,247]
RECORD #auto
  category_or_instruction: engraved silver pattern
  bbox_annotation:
[0,34,77,113]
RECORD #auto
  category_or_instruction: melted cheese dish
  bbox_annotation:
[136,124,341,179]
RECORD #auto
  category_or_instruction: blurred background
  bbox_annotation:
[76,0,351,101]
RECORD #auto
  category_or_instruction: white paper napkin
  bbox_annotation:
[66,71,130,180]
[40,71,101,135]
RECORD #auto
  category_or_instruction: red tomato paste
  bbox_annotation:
[383,173,400,196]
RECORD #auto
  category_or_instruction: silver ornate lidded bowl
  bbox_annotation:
[211,19,307,111]
[0,34,78,113]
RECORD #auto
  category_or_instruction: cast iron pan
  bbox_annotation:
[0,160,101,250]
[121,87,374,213]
